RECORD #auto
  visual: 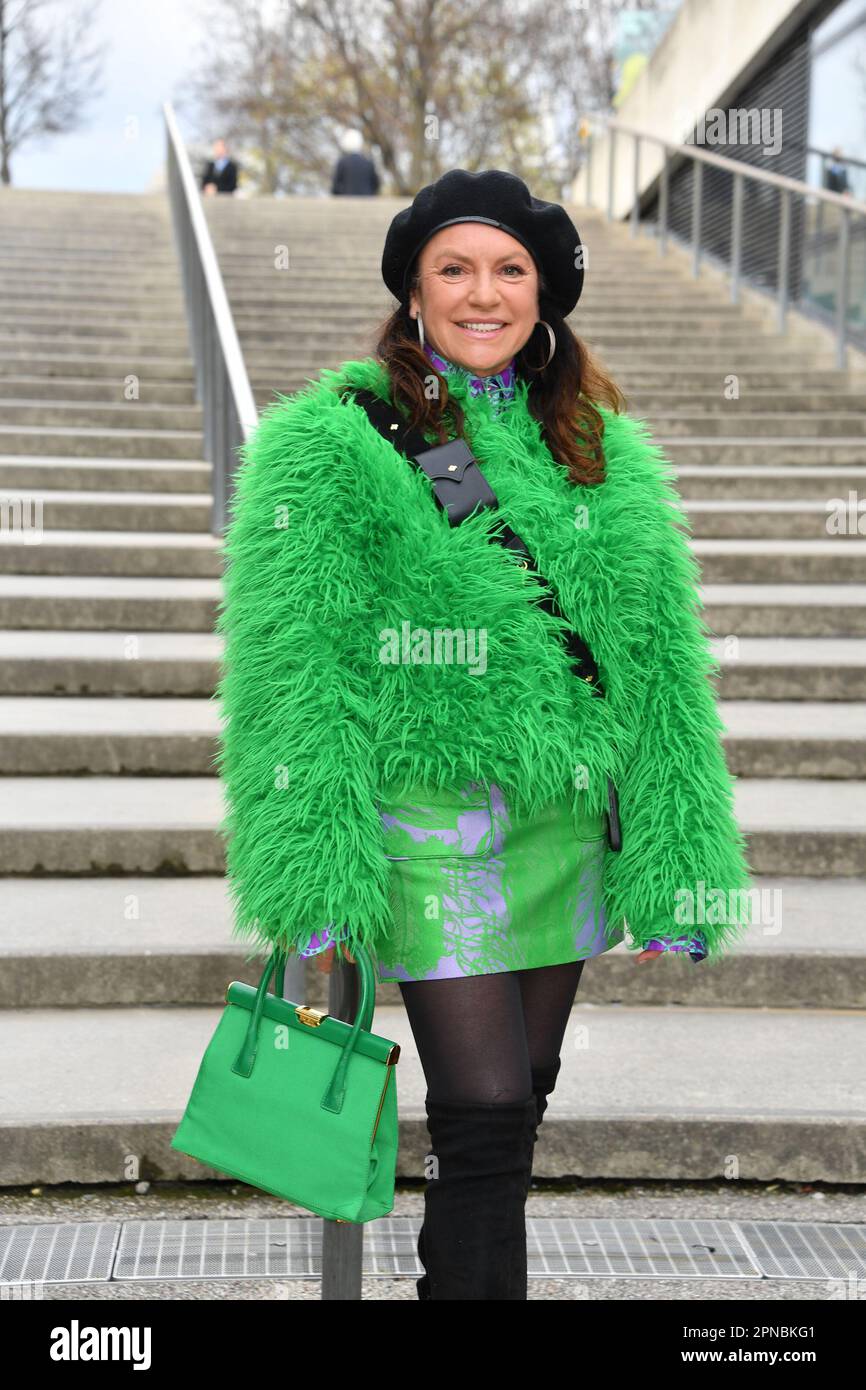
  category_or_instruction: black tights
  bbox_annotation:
[398,959,585,1105]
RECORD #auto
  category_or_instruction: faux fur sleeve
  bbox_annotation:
[599,414,755,961]
[215,390,395,962]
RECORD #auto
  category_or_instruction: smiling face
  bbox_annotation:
[408,223,540,377]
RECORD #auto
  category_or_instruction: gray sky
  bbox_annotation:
[9,0,211,192]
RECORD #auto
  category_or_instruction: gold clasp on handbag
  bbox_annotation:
[295,1004,328,1027]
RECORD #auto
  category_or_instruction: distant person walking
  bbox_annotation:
[331,128,380,195]
[823,147,850,196]
[202,137,239,195]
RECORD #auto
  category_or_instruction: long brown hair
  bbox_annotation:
[370,263,627,487]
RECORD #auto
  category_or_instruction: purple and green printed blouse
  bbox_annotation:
[297,347,706,965]
[421,342,518,416]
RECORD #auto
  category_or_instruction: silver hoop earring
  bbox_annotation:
[416,311,425,350]
[537,320,556,369]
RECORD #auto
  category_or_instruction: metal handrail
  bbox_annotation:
[583,116,866,368]
[162,102,259,533]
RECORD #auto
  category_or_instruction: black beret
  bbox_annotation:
[381,167,584,317]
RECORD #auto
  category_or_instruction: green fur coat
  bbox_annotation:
[216,356,754,964]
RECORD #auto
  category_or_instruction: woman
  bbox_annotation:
[217,168,753,1300]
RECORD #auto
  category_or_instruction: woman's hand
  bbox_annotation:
[636,947,665,964]
[313,942,357,973]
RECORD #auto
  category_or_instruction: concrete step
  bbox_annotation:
[0,238,178,256]
[0,329,191,352]
[0,455,210,491]
[5,309,188,334]
[654,439,866,465]
[0,401,202,430]
[0,425,204,459]
[721,701,866,776]
[710,637,866,699]
[737,777,866,873]
[587,328,825,348]
[1,1000,862,1184]
[0,275,188,295]
[691,539,866,582]
[612,371,858,389]
[702,585,866,636]
[0,576,219,629]
[0,629,221,695]
[0,530,221,578]
[674,466,866,500]
[1,287,186,308]
[0,875,862,1010]
[0,488,212,533]
[685,499,866,539]
[0,775,861,873]
[0,696,220,773]
[0,354,194,381]
[646,414,866,438]
[0,377,198,405]
[629,391,866,412]
[596,350,844,369]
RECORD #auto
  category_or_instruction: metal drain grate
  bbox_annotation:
[2,1217,864,1285]
[527,1218,757,1278]
[738,1222,866,1282]
[114,1219,324,1281]
[0,1222,119,1286]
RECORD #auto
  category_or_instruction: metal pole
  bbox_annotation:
[730,171,743,304]
[835,206,851,370]
[777,187,791,331]
[321,952,364,1299]
[659,157,668,256]
[631,136,640,237]
[692,161,703,277]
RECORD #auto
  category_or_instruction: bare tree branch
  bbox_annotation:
[181,0,668,197]
[0,0,107,185]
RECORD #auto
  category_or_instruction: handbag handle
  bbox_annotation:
[271,940,376,1032]
[233,941,377,1114]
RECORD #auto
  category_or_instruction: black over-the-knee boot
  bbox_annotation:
[523,1057,563,1197]
[416,1093,537,1301]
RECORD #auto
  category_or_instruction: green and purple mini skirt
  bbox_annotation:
[301,780,625,982]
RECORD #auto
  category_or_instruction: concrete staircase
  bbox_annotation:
[0,189,863,1189]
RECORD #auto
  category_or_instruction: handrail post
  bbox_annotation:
[777,187,791,331]
[691,160,703,277]
[730,170,743,303]
[631,135,640,237]
[835,205,851,370]
[659,152,668,255]
[321,953,364,1299]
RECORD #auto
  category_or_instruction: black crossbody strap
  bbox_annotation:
[341,385,621,851]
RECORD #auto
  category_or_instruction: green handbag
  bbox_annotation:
[170,943,401,1224]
